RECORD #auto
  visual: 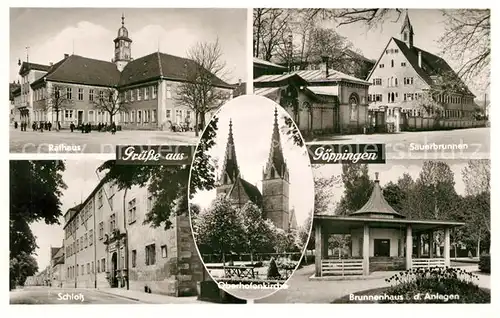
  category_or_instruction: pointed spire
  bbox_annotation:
[221,119,239,183]
[264,107,288,179]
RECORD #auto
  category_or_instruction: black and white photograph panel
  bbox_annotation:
[188,95,315,300]
[253,9,490,159]
[257,159,490,304]
[9,8,247,154]
[9,159,246,304]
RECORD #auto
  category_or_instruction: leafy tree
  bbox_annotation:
[190,116,219,194]
[462,159,490,196]
[383,182,406,214]
[10,252,38,289]
[240,202,275,263]
[296,216,313,251]
[175,39,231,137]
[193,196,244,264]
[335,164,373,215]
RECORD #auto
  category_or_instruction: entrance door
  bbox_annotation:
[374,239,390,257]
[77,111,83,125]
[111,252,118,288]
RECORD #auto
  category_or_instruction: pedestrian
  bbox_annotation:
[32,122,36,131]
[39,122,44,133]
[14,121,18,129]
[48,122,52,131]
[70,122,74,132]
[81,122,85,133]
[111,122,116,135]
[58,121,61,131]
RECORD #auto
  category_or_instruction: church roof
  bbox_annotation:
[220,119,239,183]
[350,173,405,219]
[401,12,414,34]
[391,38,474,96]
[239,178,263,207]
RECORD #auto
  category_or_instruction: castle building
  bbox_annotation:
[216,108,294,231]
[13,15,234,130]
[366,12,478,131]
[62,176,204,296]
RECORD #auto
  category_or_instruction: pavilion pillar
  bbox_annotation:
[429,231,434,258]
[363,224,370,276]
[444,227,451,267]
[314,221,323,277]
[322,232,329,259]
[416,234,422,258]
[406,225,413,270]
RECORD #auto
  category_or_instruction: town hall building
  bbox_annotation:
[13,15,234,130]
[366,12,480,132]
[216,108,297,232]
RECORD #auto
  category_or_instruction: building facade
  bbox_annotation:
[62,177,204,296]
[216,108,294,231]
[366,12,479,132]
[15,15,234,130]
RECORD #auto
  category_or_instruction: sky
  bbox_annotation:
[10,8,247,83]
[313,159,471,212]
[317,9,488,97]
[190,95,315,227]
[29,159,104,271]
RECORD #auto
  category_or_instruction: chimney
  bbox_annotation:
[64,53,69,59]
[418,51,422,68]
[321,55,330,78]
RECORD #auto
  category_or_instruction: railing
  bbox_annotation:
[412,258,446,269]
[321,259,364,276]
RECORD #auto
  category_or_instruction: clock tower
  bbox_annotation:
[114,14,132,72]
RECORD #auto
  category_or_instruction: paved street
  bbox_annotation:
[9,127,199,153]
[10,287,138,304]
[308,127,490,160]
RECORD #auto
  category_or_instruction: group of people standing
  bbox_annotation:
[68,122,117,134]
[14,121,60,132]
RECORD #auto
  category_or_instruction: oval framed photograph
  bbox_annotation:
[188,95,315,300]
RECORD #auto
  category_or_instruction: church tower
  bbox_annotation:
[217,119,240,197]
[400,11,414,48]
[262,108,290,231]
[114,14,132,72]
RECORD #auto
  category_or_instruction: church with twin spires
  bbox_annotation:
[216,108,297,232]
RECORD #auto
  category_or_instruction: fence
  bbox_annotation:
[321,259,364,276]
[411,258,446,269]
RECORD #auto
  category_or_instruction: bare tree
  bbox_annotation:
[302,8,404,28]
[440,9,490,85]
[91,88,129,125]
[253,9,291,61]
[44,84,74,131]
[175,38,231,137]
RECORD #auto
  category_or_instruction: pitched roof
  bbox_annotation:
[265,108,287,178]
[254,57,287,70]
[119,52,232,88]
[221,119,239,184]
[239,178,263,207]
[19,62,51,75]
[294,69,371,85]
[350,174,405,219]
[10,82,21,100]
[391,38,474,96]
[41,55,121,87]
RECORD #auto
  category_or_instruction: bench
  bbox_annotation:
[223,266,256,279]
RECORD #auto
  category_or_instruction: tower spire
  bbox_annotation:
[263,107,288,180]
[400,9,414,48]
[121,13,125,26]
[221,119,239,183]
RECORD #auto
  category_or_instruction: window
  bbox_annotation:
[161,245,167,258]
[401,62,406,67]
[137,88,142,101]
[89,89,94,101]
[128,198,137,223]
[144,87,149,100]
[152,110,157,123]
[395,78,398,86]
[132,250,137,268]
[78,88,84,100]
[372,78,382,86]
[66,87,72,99]
[379,64,384,68]
[84,233,88,248]
[391,59,394,67]
[110,213,116,231]
[87,263,90,274]
[166,85,172,99]
[99,91,104,101]
[99,222,104,239]
[101,258,106,272]
[404,32,408,41]
[89,229,93,246]
[404,77,414,85]
[97,261,100,273]
[108,92,113,102]
[131,111,135,123]
[145,244,156,265]
[80,237,83,251]
[130,90,134,102]
[97,189,103,208]
[152,85,158,99]
[76,239,79,251]
[166,110,171,118]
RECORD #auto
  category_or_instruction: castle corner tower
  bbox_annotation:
[262,108,290,231]
[114,14,132,72]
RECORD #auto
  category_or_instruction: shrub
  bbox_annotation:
[267,258,281,280]
[382,267,490,303]
[479,255,491,273]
